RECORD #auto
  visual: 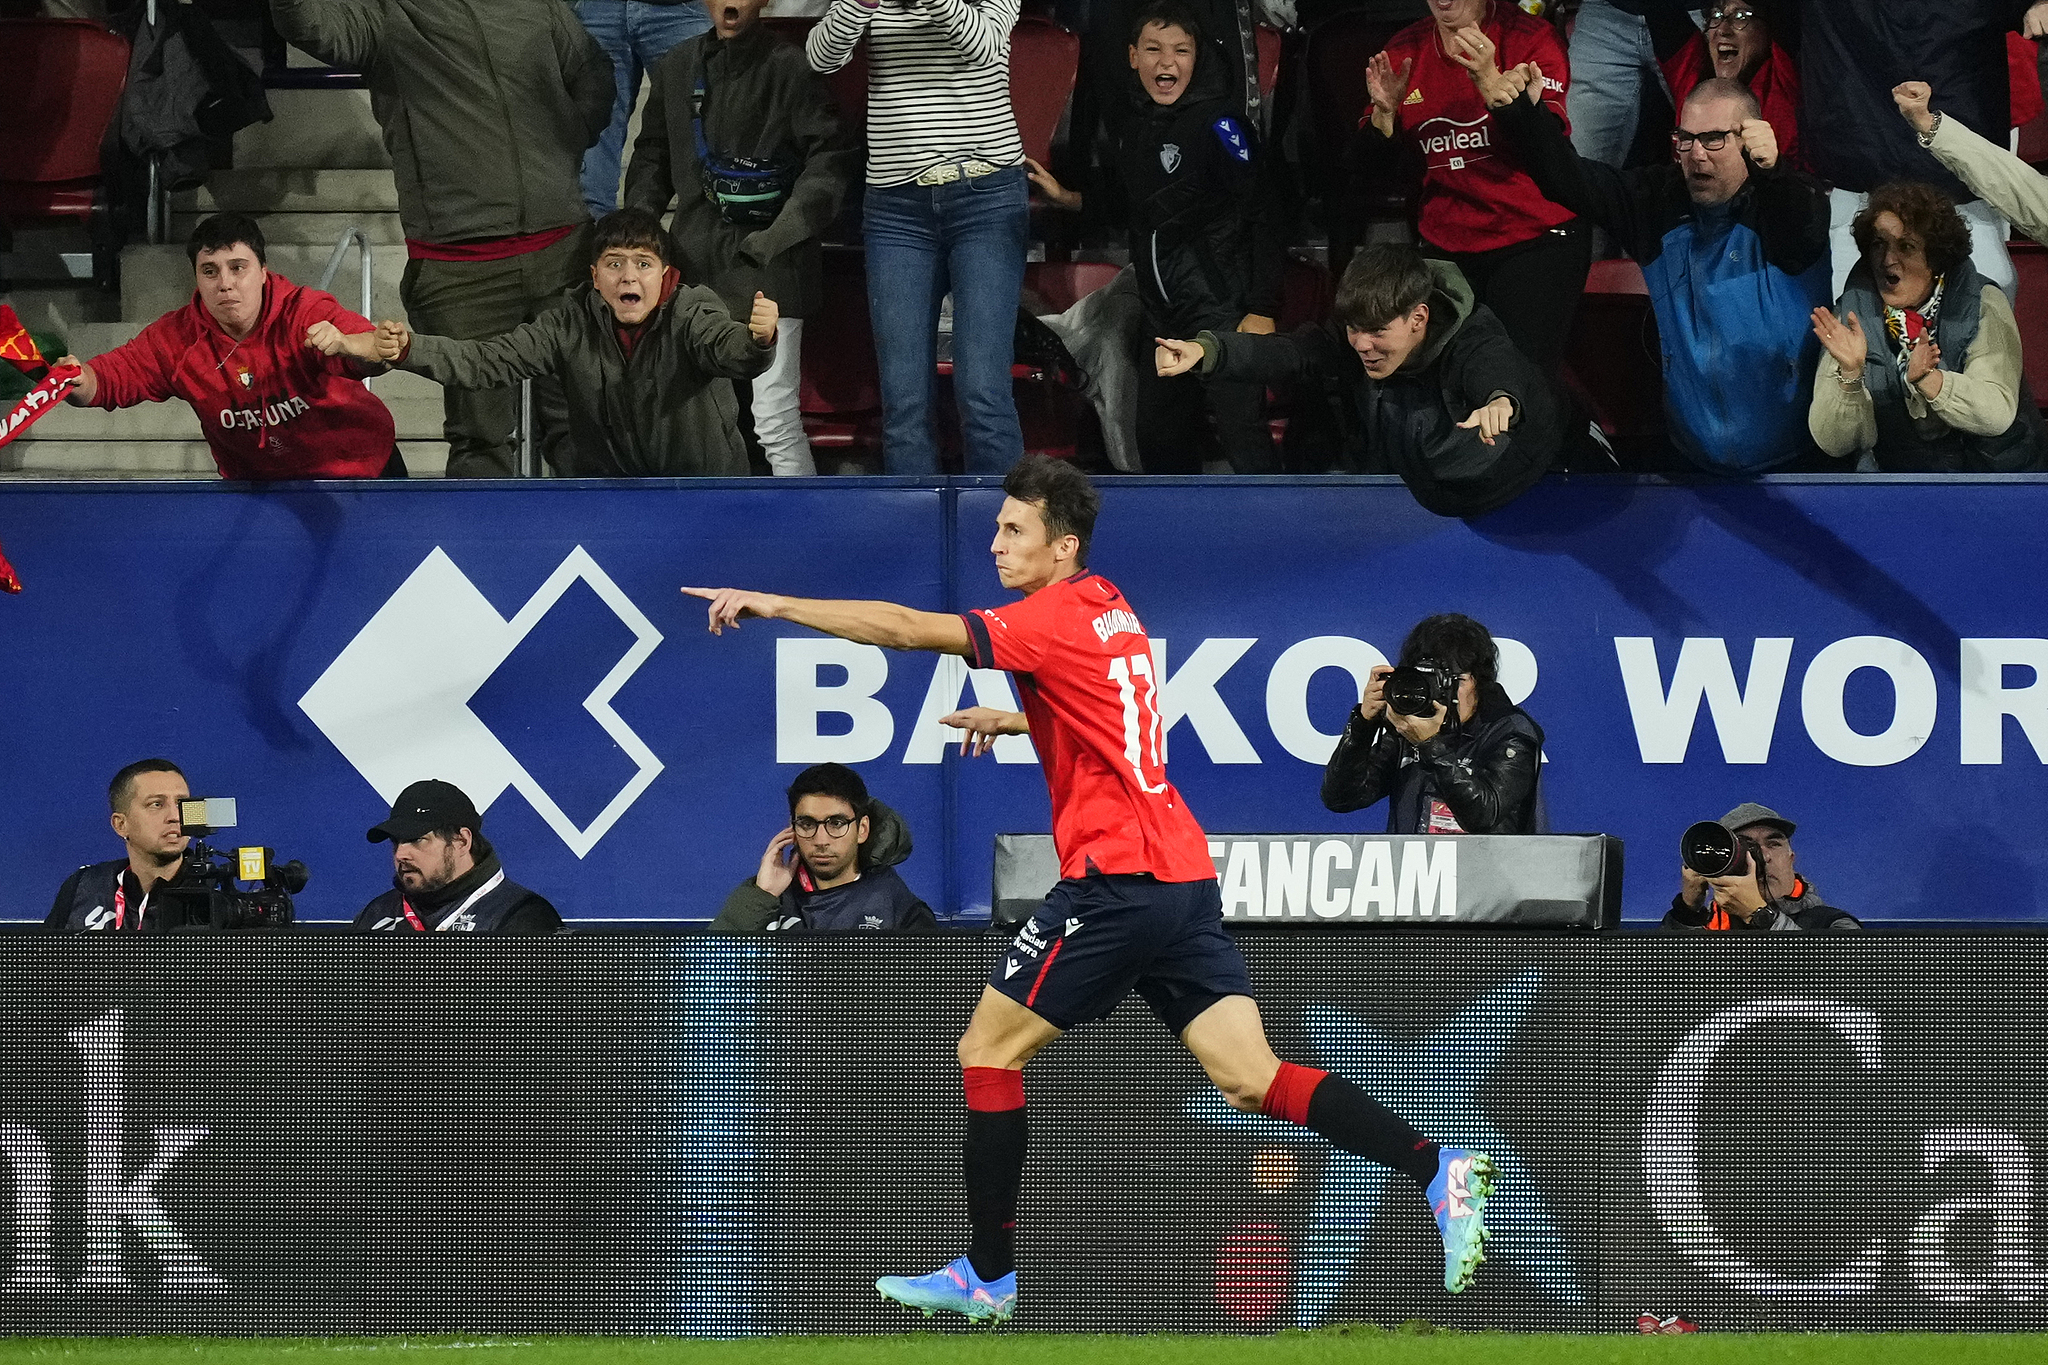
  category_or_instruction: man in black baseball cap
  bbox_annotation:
[1666,801,1860,932]
[354,779,562,934]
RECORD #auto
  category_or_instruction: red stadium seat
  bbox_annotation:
[1023,260,1122,315]
[2007,240,2048,412]
[0,18,129,290]
[801,247,884,456]
[1010,16,1081,169]
[1563,258,1666,457]
[1256,22,1282,104]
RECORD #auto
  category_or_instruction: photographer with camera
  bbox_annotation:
[1321,615,1544,835]
[46,759,191,933]
[356,781,561,935]
[1667,803,1861,932]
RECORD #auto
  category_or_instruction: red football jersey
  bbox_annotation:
[1380,4,1574,255]
[963,571,1215,883]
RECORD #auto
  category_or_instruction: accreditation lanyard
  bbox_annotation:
[399,870,505,932]
[111,874,148,931]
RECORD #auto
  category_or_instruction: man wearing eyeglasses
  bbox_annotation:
[712,762,934,933]
[1462,41,1830,475]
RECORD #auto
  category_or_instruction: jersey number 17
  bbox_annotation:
[1108,653,1168,794]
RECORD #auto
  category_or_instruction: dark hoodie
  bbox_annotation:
[711,801,936,933]
[353,848,562,935]
[1111,50,1284,334]
[1198,259,1559,516]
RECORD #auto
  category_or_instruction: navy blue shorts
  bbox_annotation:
[988,875,1252,1033]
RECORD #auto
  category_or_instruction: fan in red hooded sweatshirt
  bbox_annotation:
[58,213,399,481]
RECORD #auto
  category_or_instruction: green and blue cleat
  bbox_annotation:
[876,1256,1017,1324]
[1427,1148,1497,1293]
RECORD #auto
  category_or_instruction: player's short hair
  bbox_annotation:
[787,762,869,817]
[1002,456,1099,564]
[1129,0,1203,46]
[186,213,267,267]
[1399,614,1499,685]
[1334,243,1437,333]
[109,759,184,814]
[591,207,672,265]
[1681,77,1761,124]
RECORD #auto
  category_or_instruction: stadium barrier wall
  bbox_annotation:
[2,475,2045,926]
[0,936,2041,1335]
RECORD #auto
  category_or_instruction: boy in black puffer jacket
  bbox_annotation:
[1028,0,1284,473]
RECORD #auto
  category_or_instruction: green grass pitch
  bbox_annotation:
[0,1333,2043,1365]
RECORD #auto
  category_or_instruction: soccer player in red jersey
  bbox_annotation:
[683,457,1495,1322]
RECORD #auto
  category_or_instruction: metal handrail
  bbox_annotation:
[315,222,373,318]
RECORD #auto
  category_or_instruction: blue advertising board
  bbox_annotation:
[2,475,2044,924]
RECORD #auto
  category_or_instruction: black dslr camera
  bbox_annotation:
[153,798,308,930]
[1384,657,1462,718]
[1679,820,1760,880]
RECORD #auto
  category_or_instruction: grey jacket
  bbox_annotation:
[624,25,858,320]
[397,277,773,476]
[269,0,613,244]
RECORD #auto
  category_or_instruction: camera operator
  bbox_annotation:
[355,781,561,935]
[46,759,190,933]
[1666,802,1861,932]
[1321,614,1544,835]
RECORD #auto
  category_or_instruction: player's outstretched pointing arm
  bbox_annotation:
[682,586,974,655]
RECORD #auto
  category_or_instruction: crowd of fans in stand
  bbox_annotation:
[40,0,2048,510]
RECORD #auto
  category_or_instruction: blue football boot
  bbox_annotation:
[1427,1148,1497,1293]
[876,1255,1017,1323]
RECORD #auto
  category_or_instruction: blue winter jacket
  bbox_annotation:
[1495,94,1832,474]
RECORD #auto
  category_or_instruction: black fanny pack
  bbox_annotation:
[694,75,793,227]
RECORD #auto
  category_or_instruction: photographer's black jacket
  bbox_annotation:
[355,852,561,935]
[47,859,160,933]
[1320,681,1545,835]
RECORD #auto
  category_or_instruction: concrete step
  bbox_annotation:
[177,169,400,216]
[17,367,449,442]
[233,86,390,172]
[170,210,406,248]
[123,243,411,330]
[2,439,450,479]
[0,286,121,337]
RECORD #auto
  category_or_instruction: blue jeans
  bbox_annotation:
[574,0,712,217]
[862,165,1029,475]
[1564,0,1667,168]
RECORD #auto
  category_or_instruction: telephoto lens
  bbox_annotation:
[1679,821,1751,878]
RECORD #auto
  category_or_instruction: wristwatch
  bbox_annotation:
[1917,112,1944,148]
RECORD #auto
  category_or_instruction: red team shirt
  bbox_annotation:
[86,275,395,480]
[962,571,1216,885]
[1379,4,1573,255]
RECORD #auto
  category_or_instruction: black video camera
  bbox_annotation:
[1679,820,1760,880]
[1385,657,1462,718]
[153,798,308,930]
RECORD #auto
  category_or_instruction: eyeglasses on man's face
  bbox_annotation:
[1672,127,1739,152]
[792,814,858,837]
[1703,7,1756,30]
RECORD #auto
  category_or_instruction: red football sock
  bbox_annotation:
[1260,1061,1327,1124]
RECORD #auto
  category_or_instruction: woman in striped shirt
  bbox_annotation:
[809,0,1029,473]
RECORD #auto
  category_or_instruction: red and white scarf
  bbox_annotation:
[0,303,84,593]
